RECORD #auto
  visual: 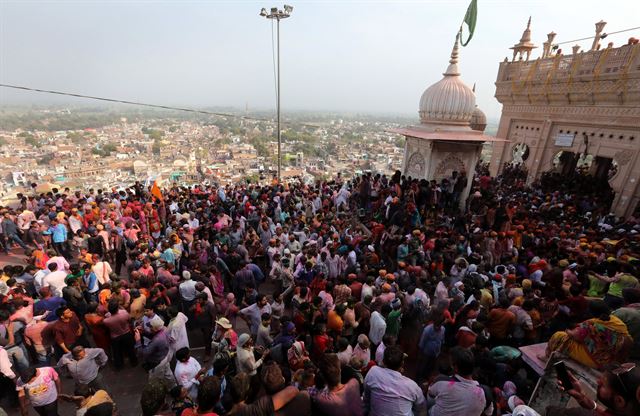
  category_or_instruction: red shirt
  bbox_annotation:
[456,328,477,348]
[349,281,363,300]
[181,410,218,416]
[51,313,81,347]
[313,334,331,356]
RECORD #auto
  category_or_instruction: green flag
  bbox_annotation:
[461,0,477,47]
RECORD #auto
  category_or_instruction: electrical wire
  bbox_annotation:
[553,26,640,47]
[0,83,321,128]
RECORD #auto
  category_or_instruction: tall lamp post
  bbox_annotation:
[260,4,293,183]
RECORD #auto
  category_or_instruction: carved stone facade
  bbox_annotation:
[491,37,640,217]
[402,135,484,210]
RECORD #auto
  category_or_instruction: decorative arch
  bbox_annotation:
[434,153,465,179]
[406,151,426,178]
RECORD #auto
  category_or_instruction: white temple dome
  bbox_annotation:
[419,32,476,125]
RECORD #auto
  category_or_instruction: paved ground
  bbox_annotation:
[0,250,28,267]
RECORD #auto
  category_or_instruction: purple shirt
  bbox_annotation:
[314,378,363,416]
[364,366,426,416]
[103,309,131,338]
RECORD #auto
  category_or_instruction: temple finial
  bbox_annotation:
[444,30,461,76]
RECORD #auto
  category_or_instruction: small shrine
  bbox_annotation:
[391,31,507,210]
[510,17,537,61]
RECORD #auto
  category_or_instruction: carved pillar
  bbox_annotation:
[591,20,607,52]
[460,144,483,211]
[490,115,514,176]
[542,32,557,58]
[612,149,640,217]
[528,118,554,182]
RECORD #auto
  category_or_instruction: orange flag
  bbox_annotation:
[151,180,163,201]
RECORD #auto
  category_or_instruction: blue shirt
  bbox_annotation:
[161,248,176,265]
[247,263,265,282]
[83,271,98,293]
[419,324,445,357]
[35,297,67,322]
[51,224,68,243]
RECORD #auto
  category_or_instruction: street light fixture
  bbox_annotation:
[259,5,293,183]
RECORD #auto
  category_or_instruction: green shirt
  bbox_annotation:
[608,273,639,298]
[612,306,640,358]
[587,273,608,297]
[385,309,402,337]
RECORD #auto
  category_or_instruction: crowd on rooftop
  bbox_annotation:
[1,165,640,416]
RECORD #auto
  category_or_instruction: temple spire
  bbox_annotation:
[444,30,461,76]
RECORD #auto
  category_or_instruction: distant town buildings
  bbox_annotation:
[0,113,406,200]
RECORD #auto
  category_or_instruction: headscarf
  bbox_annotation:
[238,333,251,348]
[287,340,308,370]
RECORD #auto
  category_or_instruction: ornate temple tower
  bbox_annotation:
[490,19,640,217]
[510,17,537,61]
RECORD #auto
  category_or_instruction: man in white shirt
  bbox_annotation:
[428,346,488,416]
[434,278,451,305]
[368,305,389,347]
[0,345,16,380]
[364,345,426,416]
[174,347,204,401]
[45,254,69,273]
[42,263,67,297]
[92,255,112,286]
[179,271,198,302]
[17,209,36,232]
[33,268,51,293]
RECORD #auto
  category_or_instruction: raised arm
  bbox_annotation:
[271,385,299,411]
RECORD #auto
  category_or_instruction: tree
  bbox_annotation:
[25,136,39,147]
[67,132,84,144]
[152,139,161,155]
[37,153,54,165]
[245,174,260,184]
[148,130,164,140]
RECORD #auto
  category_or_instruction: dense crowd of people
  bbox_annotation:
[1,167,640,416]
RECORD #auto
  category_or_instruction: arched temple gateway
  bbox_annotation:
[490,19,640,218]
[391,32,508,211]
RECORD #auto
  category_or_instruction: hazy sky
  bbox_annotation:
[1,0,638,120]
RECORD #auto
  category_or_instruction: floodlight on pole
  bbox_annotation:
[259,5,292,183]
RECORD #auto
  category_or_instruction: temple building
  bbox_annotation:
[392,32,506,210]
[490,19,640,217]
